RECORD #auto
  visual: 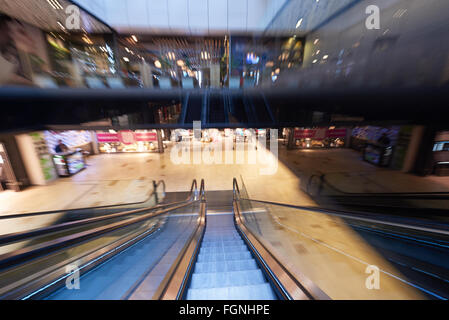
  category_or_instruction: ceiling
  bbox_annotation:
[0,0,112,33]
[73,0,289,35]
[1,0,364,37]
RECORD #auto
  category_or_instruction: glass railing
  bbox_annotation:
[235,178,449,300]
[0,180,171,256]
[0,200,200,300]
[305,172,449,217]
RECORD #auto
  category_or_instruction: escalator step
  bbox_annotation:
[194,259,259,273]
[201,239,244,247]
[186,283,276,300]
[197,251,252,262]
[199,245,249,255]
[190,269,266,289]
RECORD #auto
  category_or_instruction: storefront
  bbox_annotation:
[15,132,58,185]
[291,128,347,149]
[96,130,161,153]
[0,142,14,191]
[432,131,449,176]
[350,126,400,168]
[0,135,31,191]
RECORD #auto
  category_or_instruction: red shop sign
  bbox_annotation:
[97,131,157,143]
[294,128,347,140]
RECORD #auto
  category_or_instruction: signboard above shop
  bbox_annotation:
[294,128,347,140]
[96,130,159,153]
[97,131,157,143]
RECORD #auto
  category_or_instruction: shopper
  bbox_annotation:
[377,133,391,146]
[54,140,69,153]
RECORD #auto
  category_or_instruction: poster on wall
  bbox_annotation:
[0,13,50,86]
[44,130,92,153]
[29,132,57,182]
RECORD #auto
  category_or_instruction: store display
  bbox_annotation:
[363,143,394,167]
[293,128,346,149]
[97,130,159,153]
[53,149,85,177]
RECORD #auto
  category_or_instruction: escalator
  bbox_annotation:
[244,93,274,125]
[3,177,444,300]
[0,180,202,299]
[184,94,203,124]
[228,95,249,124]
[0,179,314,300]
[208,95,226,124]
[185,191,276,300]
[156,186,322,300]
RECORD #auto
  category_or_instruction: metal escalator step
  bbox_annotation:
[203,232,240,237]
[196,251,252,262]
[186,283,276,300]
[189,269,265,289]
[202,236,242,241]
[200,239,244,247]
[193,259,259,273]
[199,245,249,255]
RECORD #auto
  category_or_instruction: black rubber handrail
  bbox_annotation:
[0,180,166,221]
[155,179,206,300]
[307,173,449,198]
[0,179,198,246]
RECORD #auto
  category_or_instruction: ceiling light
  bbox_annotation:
[295,18,303,29]
[82,36,93,45]
[123,57,129,62]
[314,39,319,45]
[47,0,63,10]
[131,35,138,42]
[312,59,318,64]
[323,55,329,60]
[56,21,66,30]
[154,60,161,68]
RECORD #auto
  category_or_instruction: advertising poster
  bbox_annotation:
[29,132,57,182]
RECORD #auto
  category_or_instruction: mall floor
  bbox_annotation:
[1,141,447,299]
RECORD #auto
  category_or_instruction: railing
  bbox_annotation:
[0,179,201,300]
[232,176,449,300]
[305,173,449,218]
[155,179,206,300]
[0,180,166,221]
[232,177,329,300]
[0,180,198,247]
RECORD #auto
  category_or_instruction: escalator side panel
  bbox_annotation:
[184,95,203,124]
